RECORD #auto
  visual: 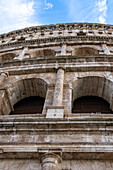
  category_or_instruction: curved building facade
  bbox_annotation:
[0,23,113,169]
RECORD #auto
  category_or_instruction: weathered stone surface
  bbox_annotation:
[0,159,41,170]
[0,22,113,169]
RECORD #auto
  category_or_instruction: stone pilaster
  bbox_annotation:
[46,68,65,118]
[102,44,110,55]
[53,68,64,106]
[42,84,54,114]
[61,44,67,55]
[18,47,28,60]
[63,83,73,114]
[41,153,62,170]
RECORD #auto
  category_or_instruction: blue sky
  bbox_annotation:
[0,0,113,34]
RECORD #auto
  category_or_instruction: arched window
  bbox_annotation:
[0,78,48,115]
[72,47,99,56]
[72,96,113,114]
[30,49,56,58]
[10,96,45,115]
[0,53,17,61]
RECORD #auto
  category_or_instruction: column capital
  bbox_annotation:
[41,152,62,164]
[54,67,66,73]
[57,67,66,70]
[55,63,66,71]
[40,152,62,170]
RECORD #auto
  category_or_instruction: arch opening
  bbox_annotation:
[72,76,113,114]
[10,96,45,115]
[0,53,17,61]
[72,96,113,114]
[30,49,56,58]
[72,47,99,56]
[0,78,48,115]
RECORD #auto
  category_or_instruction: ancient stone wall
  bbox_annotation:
[0,23,113,169]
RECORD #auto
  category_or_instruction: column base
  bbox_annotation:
[46,106,65,118]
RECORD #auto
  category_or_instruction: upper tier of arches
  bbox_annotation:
[72,47,99,55]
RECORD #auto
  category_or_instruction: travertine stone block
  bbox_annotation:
[46,106,64,118]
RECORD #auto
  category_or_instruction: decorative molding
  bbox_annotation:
[1,36,113,50]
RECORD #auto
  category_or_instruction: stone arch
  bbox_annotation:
[30,49,56,58]
[0,78,48,115]
[72,47,99,55]
[72,76,113,112]
[0,53,17,62]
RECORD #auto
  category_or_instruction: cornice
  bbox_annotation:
[1,22,113,37]
[0,35,113,50]
[1,64,113,76]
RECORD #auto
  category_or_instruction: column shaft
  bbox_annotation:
[53,68,64,106]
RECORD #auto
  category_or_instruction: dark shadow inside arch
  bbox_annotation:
[31,49,56,58]
[10,96,45,115]
[72,47,99,56]
[72,96,113,114]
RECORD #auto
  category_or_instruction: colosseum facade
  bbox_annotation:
[0,23,113,169]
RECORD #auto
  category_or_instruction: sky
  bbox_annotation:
[0,0,113,34]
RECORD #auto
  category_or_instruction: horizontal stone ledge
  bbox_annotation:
[0,120,113,124]
[0,129,112,135]
[0,41,103,53]
[1,54,113,69]
[1,65,113,76]
[0,141,113,146]
[0,145,113,159]
[1,35,113,49]
[0,120,113,125]
[1,115,113,122]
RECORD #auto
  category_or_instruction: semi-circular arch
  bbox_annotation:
[30,49,56,58]
[72,76,113,112]
[0,78,48,115]
[0,53,17,61]
[72,47,99,56]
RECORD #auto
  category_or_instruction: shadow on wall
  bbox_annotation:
[72,96,113,114]
[72,47,99,56]
[10,96,45,115]
[30,49,56,58]
[0,53,17,62]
